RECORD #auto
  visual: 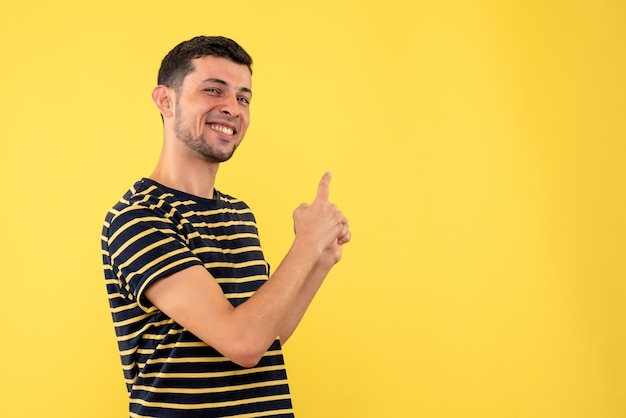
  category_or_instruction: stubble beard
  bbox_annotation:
[174,105,238,163]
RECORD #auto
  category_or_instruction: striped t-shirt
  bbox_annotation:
[101,178,294,418]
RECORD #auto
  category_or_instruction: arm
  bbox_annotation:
[276,172,351,343]
[144,172,350,368]
[276,214,351,344]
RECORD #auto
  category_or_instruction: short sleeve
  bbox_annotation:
[106,204,203,312]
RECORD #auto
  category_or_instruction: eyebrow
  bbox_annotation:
[201,78,252,95]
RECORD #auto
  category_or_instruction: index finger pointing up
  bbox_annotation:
[315,171,332,202]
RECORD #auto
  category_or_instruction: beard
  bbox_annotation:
[173,105,238,163]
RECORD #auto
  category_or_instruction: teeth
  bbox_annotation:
[209,124,234,135]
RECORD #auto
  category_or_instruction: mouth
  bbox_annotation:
[208,123,236,136]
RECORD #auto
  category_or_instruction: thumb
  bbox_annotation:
[315,171,332,202]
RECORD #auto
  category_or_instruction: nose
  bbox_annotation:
[219,94,240,118]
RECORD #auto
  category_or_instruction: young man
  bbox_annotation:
[101,36,350,417]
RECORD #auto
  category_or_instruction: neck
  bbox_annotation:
[149,140,220,200]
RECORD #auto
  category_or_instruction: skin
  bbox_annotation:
[145,55,351,368]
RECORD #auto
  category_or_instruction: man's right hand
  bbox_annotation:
[292,172,351,265]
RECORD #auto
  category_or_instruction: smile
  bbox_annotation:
[208,123,235,135]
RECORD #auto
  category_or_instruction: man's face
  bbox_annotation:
[172,55,252,163]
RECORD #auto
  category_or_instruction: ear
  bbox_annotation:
[152,85,175,118]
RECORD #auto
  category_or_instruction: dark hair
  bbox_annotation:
[157,36,253,91]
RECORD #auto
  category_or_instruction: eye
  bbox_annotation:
[204,87,220,95]
[237,96,251,106]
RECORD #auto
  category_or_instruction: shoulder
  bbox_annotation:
[104,179,185,235]
[216,190,252,212]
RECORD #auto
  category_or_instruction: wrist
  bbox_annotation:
[291,235,324,261]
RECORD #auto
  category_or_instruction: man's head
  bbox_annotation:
[152,36,254,164]
[158,36,253,93]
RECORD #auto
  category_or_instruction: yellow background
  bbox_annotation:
[1,1,624,417]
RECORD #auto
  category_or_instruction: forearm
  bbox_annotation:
[277,259,333,344]
[227,236,342,358]
[234,239,319,343]
[227,236,340,357]
[217,237,325,364]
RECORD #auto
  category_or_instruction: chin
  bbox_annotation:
[205,148,237,163]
